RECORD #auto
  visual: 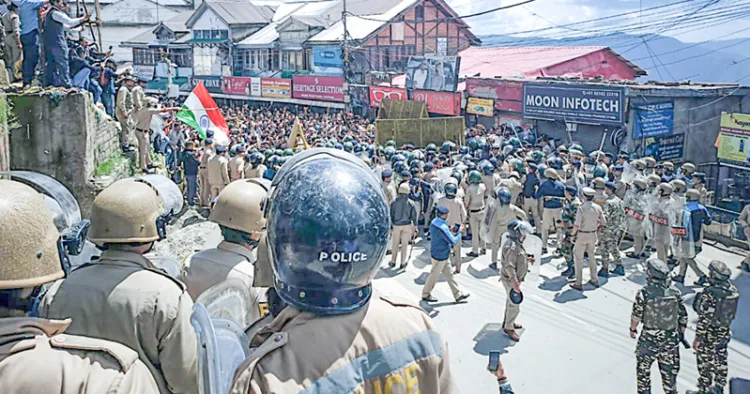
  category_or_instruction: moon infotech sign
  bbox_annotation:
[522,83,625,125]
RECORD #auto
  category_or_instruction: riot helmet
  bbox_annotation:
[646,258,670,281]
[444,183,458,199]
[708,261,731,283]
[468,170,482,185]
[670,179,687,194]
[497,187,512,205]
[686,189,701,202]
[480,160,494,175]
[593,165,607,178]
[397,182,410,195]
[209,179,269,246]
[265,148,390,315]
[657,182,673,197]
[507,219,533,241]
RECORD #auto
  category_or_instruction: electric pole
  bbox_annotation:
[342,0,350,114]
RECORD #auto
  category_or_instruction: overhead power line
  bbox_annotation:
[345,0,537,23]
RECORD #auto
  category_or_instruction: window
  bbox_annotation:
[415,5,424,20]
[392,22,404,41]
[133,48,163,65]
[194,46,221,75]
[193,29,228,41]
[281,50,307,71]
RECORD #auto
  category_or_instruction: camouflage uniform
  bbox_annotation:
[559,196,581,274]
[601,194,626,271]
[632,280,688,394]
[693,282,739,393]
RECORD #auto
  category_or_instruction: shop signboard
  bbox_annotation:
[643,133,684,161]
[633,101,674,138]
[188,76,223,94]
[717,112,750,167]
[222,76,261,96]
[466,97,494,116]
[522,83,625,125]
[260,78,292,99]
[412,90,461,116]
[369,86,407,107]
[292,75,345,102]
[312,46,344,76]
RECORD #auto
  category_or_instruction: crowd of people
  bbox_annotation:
[0,97,746,394]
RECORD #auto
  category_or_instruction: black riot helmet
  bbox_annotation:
[265,148,391,316]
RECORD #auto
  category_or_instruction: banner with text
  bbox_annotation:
[717,112,750,167]
[188,76,223,94]
[260,78,292,99]
[466,97,494,117]
[412,90,461,116]
[522,83,625,125]
[644,133,684,161]
[369,86,407,107]
[633,101,674,138]
[222,76,261,96]
[292,75,345,102]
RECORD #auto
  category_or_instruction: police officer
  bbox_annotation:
[490,187,527,271]
[39,180,199,394]
[229,149,459,393]
[0,179,161,394]
[570,187,606,290]
[244,152,267,179]
[207,145,230,202]
[198,137,215,208]
[650,183,673,263]
[133,99,180,173]
[630,258,687,394]
[500,219,534,342]
[438,182,467,273]
[626,179,650,259]
[591,177,607,207]
[116,75,136,151]
[131,76,147,113]
[680,162,696,186]
[228,145,246,181]
[390,182,418,269]
[499,171,523,207]
[692,172,708,205]
[600,181,626,277]
[558,185,581,278]
[689,261,739,394]
[674,189,712,286]
[465,170,487,258]
[536,168,566,254]
[381,169,396,205]
[521,162,541,227]
[181,179,269,324]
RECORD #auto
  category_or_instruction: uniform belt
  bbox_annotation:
[579,230,596,233]
[471,209,484,213]
[199,166,206,169]
[136,128,149,133]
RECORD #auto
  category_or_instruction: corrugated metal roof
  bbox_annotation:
[206,1,276,25]
[308,0,418,43]
[237,21,279,48]
[458,46,646,78]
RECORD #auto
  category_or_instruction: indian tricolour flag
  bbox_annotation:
[176,81,230,146]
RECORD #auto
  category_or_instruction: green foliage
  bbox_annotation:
[94,151,126,177]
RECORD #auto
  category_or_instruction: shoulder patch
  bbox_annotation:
[49,334,139,372]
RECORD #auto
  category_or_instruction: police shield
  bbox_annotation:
[148,255,182,279]
[480,198,498,242]
[624,188,649,238]
[130,174,184,221]
[191,279,252,394]
[668,198,695,259]
[499,233,542,282]
[1,171,94,270]
[620,161,639,184]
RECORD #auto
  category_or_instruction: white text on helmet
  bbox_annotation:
[318,251,369,263]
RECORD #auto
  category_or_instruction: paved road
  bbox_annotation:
[166,214,750,394]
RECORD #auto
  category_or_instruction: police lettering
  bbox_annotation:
[318,251,368,263]
[362,362,421,394]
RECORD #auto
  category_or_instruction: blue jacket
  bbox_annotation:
[535,179,565,209]
[69,55,94,77]
[522,172,539,198]
[429,217,462,261]
[180,151,200,175]
[685,201,711,242]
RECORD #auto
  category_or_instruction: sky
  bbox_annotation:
[445,0,750,43]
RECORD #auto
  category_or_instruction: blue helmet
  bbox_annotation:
[444,183,458,199]
[550,157,563,170]
[384,146,396,159]
[266,149,390,315]
[459,146,470,155]
[507,219,533,240]
[497,187,512,205]
[480,160,494,175]
[249,152,264,166]
[393,160,406,174]
[334,142,343,150]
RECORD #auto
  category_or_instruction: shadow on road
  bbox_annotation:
[472,323,516,356]
[553,288,587,303]
[467,264,500,280]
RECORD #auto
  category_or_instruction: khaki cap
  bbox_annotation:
[210,179,269,234]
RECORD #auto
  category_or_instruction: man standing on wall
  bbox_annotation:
[116,75,136,152]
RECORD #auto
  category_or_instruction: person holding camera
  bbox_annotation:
[422,205,470,303]
[488,357,515,394]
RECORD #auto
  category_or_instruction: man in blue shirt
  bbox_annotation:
[521,162,540,227]
[422,205,470,303]
[535,168,566,253]
[13,0,46,86]
[674,189,712,286]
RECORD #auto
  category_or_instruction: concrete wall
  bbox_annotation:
[0,94,9,172]
[8,92,121,216]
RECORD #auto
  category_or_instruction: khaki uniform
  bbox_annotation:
[650,196,672,262]
[573,201,606,286]
[2,12,21,81]
[134,108,161,170]
[207,153,230,201]
[464,183,486,253]
[739,205,750,265]
[228,156,245,181]
[437,195,466,270]
[0,317,160,394]
[500,240,528,330]
[230,297,457,394]
[131,85,146,112]
[39,250,199,394]
[245,164,266,179]
[116,86,134,147]
[490,205,527,264]
[381,181,396,205]
[199,147,215,206]
[181,241,268,325]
